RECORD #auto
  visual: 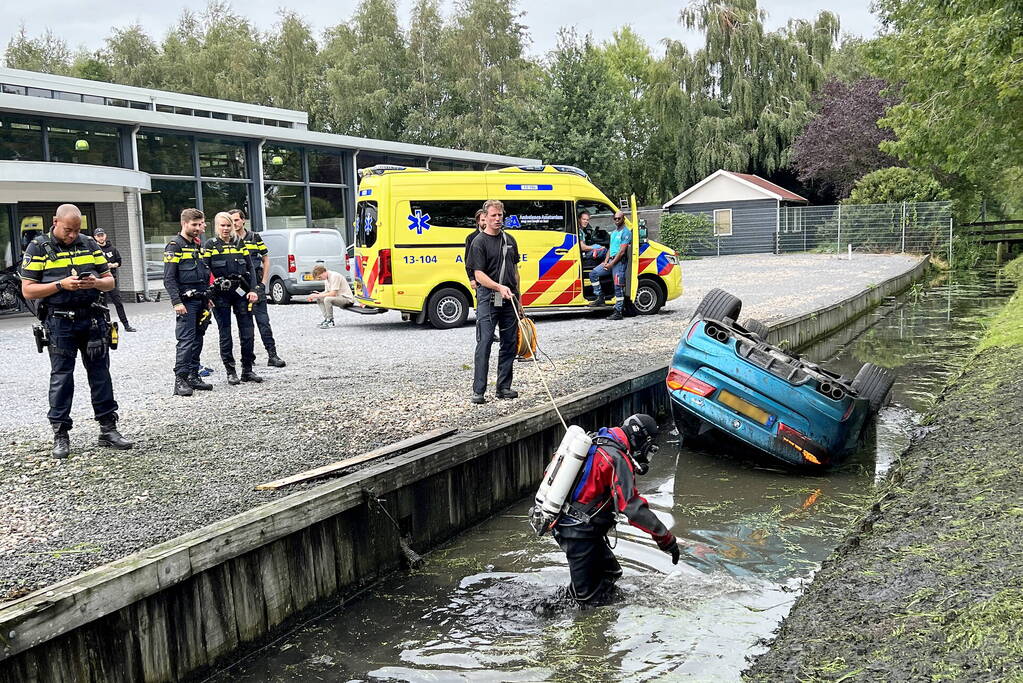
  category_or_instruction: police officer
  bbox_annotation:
[164,207,214,397]
[93,228,136,332]
[552,414,679,606]
[20,204,133,458]
[229,209,285,368]
[205,212,261,385]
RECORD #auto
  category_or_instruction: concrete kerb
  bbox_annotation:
[0,257,928,680]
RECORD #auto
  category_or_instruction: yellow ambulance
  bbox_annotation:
[353,164,683,328]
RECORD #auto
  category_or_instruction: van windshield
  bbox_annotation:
[357,200,378,248]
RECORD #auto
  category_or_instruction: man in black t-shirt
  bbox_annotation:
[466,199,520,404]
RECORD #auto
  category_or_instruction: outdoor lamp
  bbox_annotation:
[75,139,90,152]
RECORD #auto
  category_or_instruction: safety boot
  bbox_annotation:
[240,367,263,383]
[174,374,194,396]
[51,425,71,459]
[226,366,241,385]
[266,354,286,368]
[98,415,133,450]
[187,371,213,391]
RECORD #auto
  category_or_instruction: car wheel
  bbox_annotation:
[427,287,469,330]
[634,278,665,315]
[269,278,291,305]
[851,363,895,413]
[692,288,741,322]
[742,318,770,340]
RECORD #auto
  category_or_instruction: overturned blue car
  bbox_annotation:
[667,289,894,468]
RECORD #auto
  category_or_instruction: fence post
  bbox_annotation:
[901,202,907,253]
[775,202,781,254]
[837,205,842,254]
[948,214,953,267]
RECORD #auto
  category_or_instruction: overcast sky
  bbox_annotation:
[3,1,878,60]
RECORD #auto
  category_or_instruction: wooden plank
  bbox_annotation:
[960,219,1023,228]
[255,428,457,491]
[197,563,239,663]
[228,552,267,643]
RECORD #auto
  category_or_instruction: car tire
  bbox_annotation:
[851,363,895,413]
[742,318,770,340]
[692,288,741,322]
[634,278,666,315]
[427,287,470,330]
[269,278,291,305]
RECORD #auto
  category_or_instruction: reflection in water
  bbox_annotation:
[212,270,1010,682]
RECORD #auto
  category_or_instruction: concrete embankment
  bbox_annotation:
[746,256,1023,682]
[0,256,927,683]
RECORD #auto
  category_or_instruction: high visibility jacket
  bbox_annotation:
[238,230,269,281]
[204,237,256,292]
[19,232,109,307]
[163,235,211,306]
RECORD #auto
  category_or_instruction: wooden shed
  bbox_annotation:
[662,169,808,256]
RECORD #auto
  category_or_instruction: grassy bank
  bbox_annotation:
[745,256,1023,682]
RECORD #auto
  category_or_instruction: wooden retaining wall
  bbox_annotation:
[0,257,928,683]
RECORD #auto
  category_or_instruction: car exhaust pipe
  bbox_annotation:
[818,382,846,401]
[830,386,845,400]
[704,323,729,343]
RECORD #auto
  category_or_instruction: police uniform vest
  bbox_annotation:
[205,238,251,279]
[240,231,266,280]
[20,233,107,308]
[166,235,210,287]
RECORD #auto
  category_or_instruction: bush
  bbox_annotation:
[845,167,952,205]
[658,212,714,259]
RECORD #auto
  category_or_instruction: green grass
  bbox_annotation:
[978,255,1023,350]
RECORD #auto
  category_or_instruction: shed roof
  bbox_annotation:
[662,169,808,208]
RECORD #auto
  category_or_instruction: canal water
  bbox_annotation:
[211,269,1013,682]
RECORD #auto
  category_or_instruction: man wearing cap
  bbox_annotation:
[93,228,136,332]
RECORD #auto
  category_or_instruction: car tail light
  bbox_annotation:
[378,248,392,284]
[287,254,296,273]
[686,321,699,340]
[666,368,688,390]
[344,252,351,273]
[778,423,824,465]
[682,375,716,397]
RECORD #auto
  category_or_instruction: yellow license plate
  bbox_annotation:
[718,390,771,425]
[302,274,313,281]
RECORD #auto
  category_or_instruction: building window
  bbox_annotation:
[198,138,247,178]
[264,184,307,228]
[2,84,27,96]
[310,186,345,230]
[713,209,732,237]
[263,144,303,182]
[141,179,200,281]
[0,115,44,162]
[202,182,251,221]
[47,121,122,167]
[138,131,194,176]
[308,149,343,184]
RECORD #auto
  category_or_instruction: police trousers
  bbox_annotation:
[212,292,255,370]
[174,297,208,377]
[473,289,517,395]
[45,314,118,429]
[251,298,277,355]
[553,521,623,606]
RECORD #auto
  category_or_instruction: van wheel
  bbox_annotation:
[427,287,469,329]
[634,278,665,315]
[692,288,741,322]
[269,278,291,305]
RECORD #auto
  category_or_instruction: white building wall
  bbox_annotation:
[676,175,770,204]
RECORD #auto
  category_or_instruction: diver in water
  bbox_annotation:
[551,414,680,606]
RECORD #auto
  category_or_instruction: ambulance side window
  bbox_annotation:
[575,200,617,246]
[408,200,482,229]
[501,200,571,232]
[357,201,378,248]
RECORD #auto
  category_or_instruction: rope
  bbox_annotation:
[511,297,568,431]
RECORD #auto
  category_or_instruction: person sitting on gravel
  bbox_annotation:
[309,264,355,328]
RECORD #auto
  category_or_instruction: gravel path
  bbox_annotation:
[0,253,922,600]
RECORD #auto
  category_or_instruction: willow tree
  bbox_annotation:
[675,0,839,185]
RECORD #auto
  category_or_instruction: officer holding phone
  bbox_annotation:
[20,204,133,459]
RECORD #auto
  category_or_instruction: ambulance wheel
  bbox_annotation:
[427,287,469,329]
[269,278,291,305]
[634,278,665,315]
[692,288,741,322]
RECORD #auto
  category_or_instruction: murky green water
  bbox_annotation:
[210,269,1013,683]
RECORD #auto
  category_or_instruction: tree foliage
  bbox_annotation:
[658,212,714,258]
[845,167,952,205]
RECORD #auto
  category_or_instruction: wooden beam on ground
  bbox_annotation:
[255,428,457,491]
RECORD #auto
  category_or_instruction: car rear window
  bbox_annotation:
[295,231,342,257]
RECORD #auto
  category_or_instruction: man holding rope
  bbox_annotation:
[467,199,520,405]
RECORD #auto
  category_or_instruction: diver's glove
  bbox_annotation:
[658,535,681,565]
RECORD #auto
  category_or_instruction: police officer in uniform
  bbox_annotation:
[164,207,214,397]
[229,209,285,367]
[205,212,262,385]
[20,204,133,458]
[93,227,136,332]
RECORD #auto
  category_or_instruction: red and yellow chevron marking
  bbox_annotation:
[521,258,580,306]
[355,254,380,299]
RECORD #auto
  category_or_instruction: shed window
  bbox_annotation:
[713,209,732,236]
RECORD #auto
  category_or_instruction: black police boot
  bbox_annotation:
[174,374,194,396]
[266,354,286,368]
[98,415,133,450]
[226,366,241,385]
[124,324,137,332]
[51,425,71,459]
[241,367,263,383]
[187,371,213,391]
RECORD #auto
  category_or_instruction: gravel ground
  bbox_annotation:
[0,253,922,601]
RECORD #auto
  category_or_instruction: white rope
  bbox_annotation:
[512,297,568,431]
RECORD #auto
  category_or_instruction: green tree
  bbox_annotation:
[403,0,449,146]
[264,12,322,121]
[4,26,72,74]
[103,25,164,88]
[845,167,951,205]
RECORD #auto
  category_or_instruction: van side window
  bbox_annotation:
[408,200,481,229]
[357,200,378,248]
[502,200,571,232]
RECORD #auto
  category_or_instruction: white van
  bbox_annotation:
[260,228,351,305]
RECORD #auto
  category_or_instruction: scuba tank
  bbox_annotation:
[529,425,593,536]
